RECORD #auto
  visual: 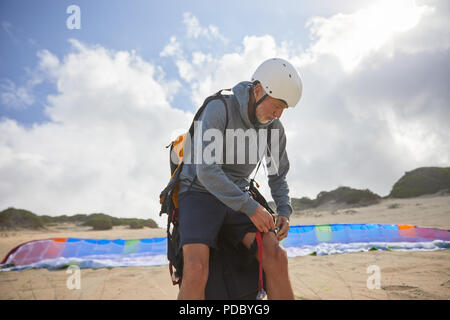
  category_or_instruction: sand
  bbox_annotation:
[0,194,449,300]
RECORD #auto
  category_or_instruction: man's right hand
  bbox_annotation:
[250,205,276,233]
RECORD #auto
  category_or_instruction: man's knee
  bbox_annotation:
[265,243,288,265]
[182,244,210,285]
[183,260,209,283]
[262,235,288,272]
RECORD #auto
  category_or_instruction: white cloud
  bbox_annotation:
[0,79,35,109]
[304,0,433,72]
[2,21,13,36]
[383,107,450,165]
[172,34,293,106]
[1,49,60,110]
[183,12,227,43]
[391,0,450,54]
[1,20,18,43]
[0,40,192,226]
[160,36,183,58]
[37,49,60,71]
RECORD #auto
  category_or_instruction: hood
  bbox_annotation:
[232,81,275,129]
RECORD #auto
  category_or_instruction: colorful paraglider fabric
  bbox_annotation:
[1,224,449,271]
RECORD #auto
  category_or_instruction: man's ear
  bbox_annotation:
[253,83,263,99]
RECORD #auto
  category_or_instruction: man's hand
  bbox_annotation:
[275,216,290,241]
[250,205,276,233]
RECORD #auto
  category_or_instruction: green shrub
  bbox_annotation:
[129,221,144,229]
[314,186,380,206]
[0,208,160,230]
[0,207,44,230]
[390,167,450,198]
[82,215,112,230]
[144,219,158,228]
[291,197,315,211]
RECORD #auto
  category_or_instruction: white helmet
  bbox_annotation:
[251,58,302,108]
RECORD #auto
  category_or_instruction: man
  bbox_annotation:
[176,58,303,299]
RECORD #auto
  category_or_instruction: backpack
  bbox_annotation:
[159,88,275,299]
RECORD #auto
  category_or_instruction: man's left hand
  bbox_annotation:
[275,216,290,241]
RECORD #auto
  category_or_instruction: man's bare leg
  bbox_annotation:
[177,243,210,300]
[242,232,294,300]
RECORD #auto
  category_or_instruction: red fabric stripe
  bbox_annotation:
[256,231,263,292]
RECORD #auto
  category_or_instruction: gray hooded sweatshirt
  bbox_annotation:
[178,81,293,218]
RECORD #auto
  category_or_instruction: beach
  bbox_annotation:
[1,194,449,300]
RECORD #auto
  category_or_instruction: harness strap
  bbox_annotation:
[169,263,180,285]
[186,89,230,193]
[255,231,266,300]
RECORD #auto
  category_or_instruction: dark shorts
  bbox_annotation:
[178,190,258,249]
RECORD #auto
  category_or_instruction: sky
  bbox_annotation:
[0,0,449,227]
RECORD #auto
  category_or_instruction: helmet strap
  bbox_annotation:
[251,93,268,126]
[255,93,268,108]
